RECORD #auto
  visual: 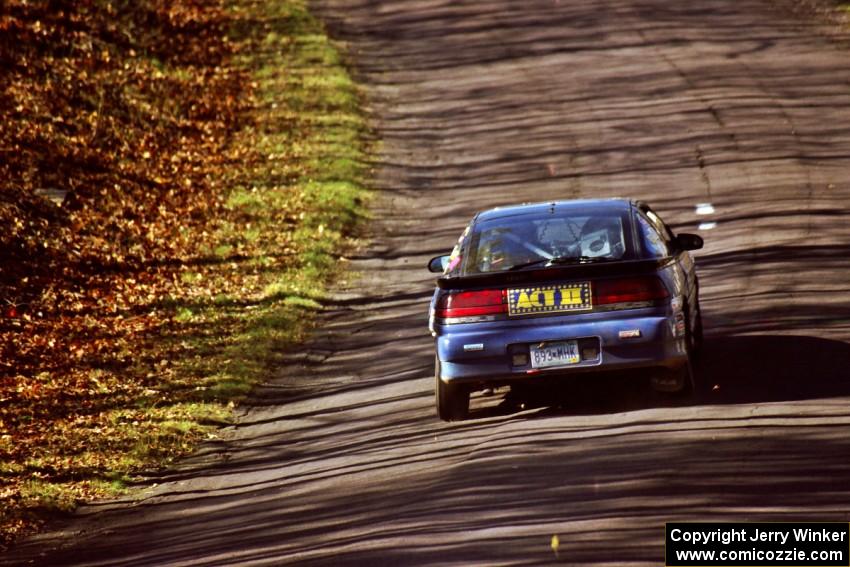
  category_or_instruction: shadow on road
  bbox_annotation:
[697,334,850,404]
[472,334,850,420]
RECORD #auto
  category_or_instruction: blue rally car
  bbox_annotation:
[427,199,704,421]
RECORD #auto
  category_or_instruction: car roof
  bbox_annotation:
[474,198,637,223]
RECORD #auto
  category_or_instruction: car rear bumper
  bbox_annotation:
[435,306,687,386]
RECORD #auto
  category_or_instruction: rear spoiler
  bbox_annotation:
[435,257,675,290]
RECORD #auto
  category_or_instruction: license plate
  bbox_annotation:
[507,283,592,316]
[530,341,580,369]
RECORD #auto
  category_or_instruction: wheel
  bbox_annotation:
[650,362,693,395]
[648,360,694,407]
[435,357,469,421]
[689,278,704,356]
[650,306,698,398]
[690,301,704,356]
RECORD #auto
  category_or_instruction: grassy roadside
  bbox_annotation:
[0,0,369,548]
[182,0,371,403]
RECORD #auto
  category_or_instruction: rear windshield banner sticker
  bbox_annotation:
[507,283,592,316]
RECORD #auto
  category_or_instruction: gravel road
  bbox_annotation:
[6,0,850,565]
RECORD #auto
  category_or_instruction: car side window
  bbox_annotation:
[637,213,669,258]
[645,209,675,240]
[445,225,471,275]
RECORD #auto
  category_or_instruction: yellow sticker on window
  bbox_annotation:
[507,283,592,316]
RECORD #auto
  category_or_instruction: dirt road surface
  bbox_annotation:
[6,0,850,565]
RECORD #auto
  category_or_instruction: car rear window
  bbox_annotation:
[458,212,631,275]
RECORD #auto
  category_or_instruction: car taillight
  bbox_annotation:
[594,276,669,306]
[435,289,507,318]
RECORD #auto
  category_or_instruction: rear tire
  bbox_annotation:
[650,362,693,395]
[651,306,698,399]
[435,357,469,422]
[690,301,704,357]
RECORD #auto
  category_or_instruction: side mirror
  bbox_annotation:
[674,233,704,251]
[428,255,451,273]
